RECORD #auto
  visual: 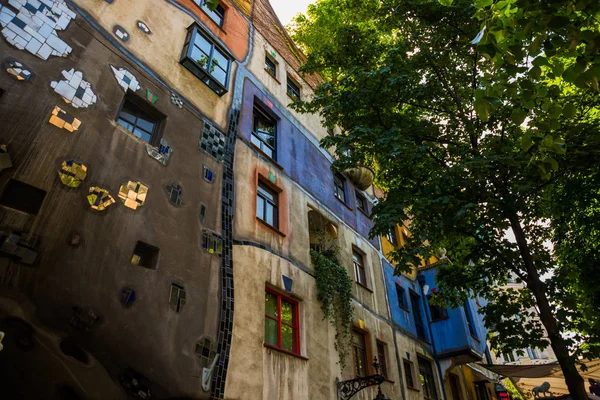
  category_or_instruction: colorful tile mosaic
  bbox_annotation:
[113,24,128,41]
[48,106,81,132]
[0,0,75,60]
[170,92,184,109]
[146,89,157,104]
[145,138,172,166]
[50,69,97,108]
[4,57,33,81]
[0,145,13,172]
[199,121,226,163]
[87,186,115,211]
[118,180,148,210]
[57,160,87,188]
[165,181,183,206]
[202,229,223,257]
[136,20,151,35]
[110,65,141,92]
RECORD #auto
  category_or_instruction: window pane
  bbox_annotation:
[190,46,209,68]
[256,195,264,219]
[212,49,228,70]
[265,292,278,317]
[117,118,134,133]
[258,184,275,202]
[264,317,278,346]
[211,65,227,86]
[193,34,212,56]
[281,300,293,324]
[136,117,155,134]
[119,110,137,124]
[132,128,153,143]
[265,203,274,225]
[281,324,294,352]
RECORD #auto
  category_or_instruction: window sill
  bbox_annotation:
[358,208,371,219]
[264,342,308,360]
[334,195,353,211]
[431,317,450,323]
[407,386,420,392]
[356,281,373,293]
[256,216,286,237]
[249,141,283,170]
[265,69,281,84]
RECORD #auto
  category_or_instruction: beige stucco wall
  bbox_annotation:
[73,0,236,129]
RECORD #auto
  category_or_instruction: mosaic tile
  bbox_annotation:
[48,105,81,132]
[145,137,172,166]
[203,164,215,183]
[87,186,115,211]
[0,0,75,60]
[199,121,226,163]
[146,89,157,104]
[118,180,148,210]
[202,229,223,257]
[170,92,184,109]
[57,160,87,188]
[110,65,141,92]
[50,68,96,108]
[4,56,33,81]
[113,24,128,41]
[136,20,151,34]
[0,145,13,172]
[165,181,183,206]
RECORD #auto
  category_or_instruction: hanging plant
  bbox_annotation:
[310,230,354,368]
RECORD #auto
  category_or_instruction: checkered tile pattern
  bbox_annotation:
[200,121,226,163]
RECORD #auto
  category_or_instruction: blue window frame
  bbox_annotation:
[180,25,231,96]
[195,0,226,26]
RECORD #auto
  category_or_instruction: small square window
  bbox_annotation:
[353,249,367,287]
[0,178,46,215]
[251,105,277,160]
[265,288,300,354]
[265,56,277,78]
[334,173,346,204]
[256,181,279,229]
[169,282,186,313]
[116,94,165,145]
[356,191,367,214]
[286,76,301,101]
[396,283,408,310]
[196,0,226,26]
[376,341,389,379]
[403,359,415,389]
[428,295,449,321]
[203,165,215,183]
[131,241,159,270]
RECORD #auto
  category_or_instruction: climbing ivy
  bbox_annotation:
[311,246,354,369]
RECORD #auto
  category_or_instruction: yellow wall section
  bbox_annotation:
[232,0,253,16]
[381,224,439,280]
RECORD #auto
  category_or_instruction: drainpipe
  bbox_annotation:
[417,274,448,400]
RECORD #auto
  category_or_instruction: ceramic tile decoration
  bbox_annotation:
[145,138,172,166]
[50,69,97,108]
[0,145,13,172]
[4,57,33,80]
[110,65,141,92]
[58,160,87,187]
[170,92,184,109]
[48,106,81,132]
[165,181,183,206]
[146,89,157,104]
[87,186,115,211]
[118,180,148,210]
[136,20,151,34]
[203,165,215,183]
[113,24,129,41]
[199,121,226,163]
[0,0,75,60]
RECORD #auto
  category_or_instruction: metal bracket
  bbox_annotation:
[337,374,385,400]
[201,353,220,392]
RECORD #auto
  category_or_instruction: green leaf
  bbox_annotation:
[474,98,490,121]
[521,134,534,151]
[532,57,550,67]
[563,104,576,118]
[474,0,494,9]
[438,0,454,5]
[512,108,527,125]
[204,0,220,10]
[495,1,508,10]
[529,66,542,80]
[552,140,567,155]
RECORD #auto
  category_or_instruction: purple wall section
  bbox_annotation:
[240,79,379,250]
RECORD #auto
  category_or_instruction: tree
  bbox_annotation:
[291,0,600,398]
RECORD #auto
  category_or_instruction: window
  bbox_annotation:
[352,330,368,377]
[449,373,462,400]
[326,126,334,135]
[256,181,279,228]
[464,300,477,338]
[334,173,346,203]
[386,228,399,246]
[116,95,165,145]
[251,105,277,159]
[180,25,231,95]
[504,351,515,362]
[265,56,277,78]
[169,283,186,313]
[396,283,407,310]
[196,0,225,26]
[353,249,367,287]
[264,288,300,354]
[0,179,46,215]
[527,348,539,359]
[286,76,301,101]
[410,291,426,340]
[131,241,159,269]
[404,359,415,389]
[418,356,438,399]
[376,341,388,379]
[428,295,448,321]
[401,229,409,244]
[356,191,367,213]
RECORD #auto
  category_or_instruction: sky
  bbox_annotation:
[270,0,313,25]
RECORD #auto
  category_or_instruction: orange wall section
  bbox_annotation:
[175,0,252,61]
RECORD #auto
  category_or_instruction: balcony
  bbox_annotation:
[344,165,375,191]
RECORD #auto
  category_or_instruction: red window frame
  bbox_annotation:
[264,287,300,355]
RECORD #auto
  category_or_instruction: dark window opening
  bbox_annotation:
[121,288,136,308]
[131,241,159,270]
[0,178,46,215]
[396,283,407,310]
[116,94,165,145]
[286,76,301,101]
[404,359,415,388]
[265,56,277,78]
[334,173,346,203]
[356,191,367,213]
[410,291,426,340]
[386,228,399,247]
[353,249,367,287]
[449,373,462,400]
[418,356,439,399]
[376,341,388,378]
[326,126,334,135]
[256,181,279,228]
[251,105,277,160]
[180,25,231,96]
[352,330,368,377]
[428,295,448,321]
[464,300,478,338]
[264,288,300,354]
[0,88,4,99]
[196,0,225,26]
[170,282,186,313]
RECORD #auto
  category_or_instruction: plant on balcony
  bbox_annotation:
[310,230,354,368]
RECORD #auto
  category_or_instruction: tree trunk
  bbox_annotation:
[507,214,588,400]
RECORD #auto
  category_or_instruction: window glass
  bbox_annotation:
[356,191,367,213]
[197,0,225,26]
[428,295,449,321]
[116,97,162,144]
[265,292,278,317]
[418,356,439,399]
[287,77,301,101]
[264,289,299,354]
[410,291,426,339]
[334,173,346,203]
[464,300,478,338]
[404,360,415,388]
[265,56,277,77]
[396,283,407,309]
[377,342,388,378]
[353,250,367,286]
[386,228,399,246]
[353,331,368,377]
[252,105,277,160]
[264,318,278,346]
